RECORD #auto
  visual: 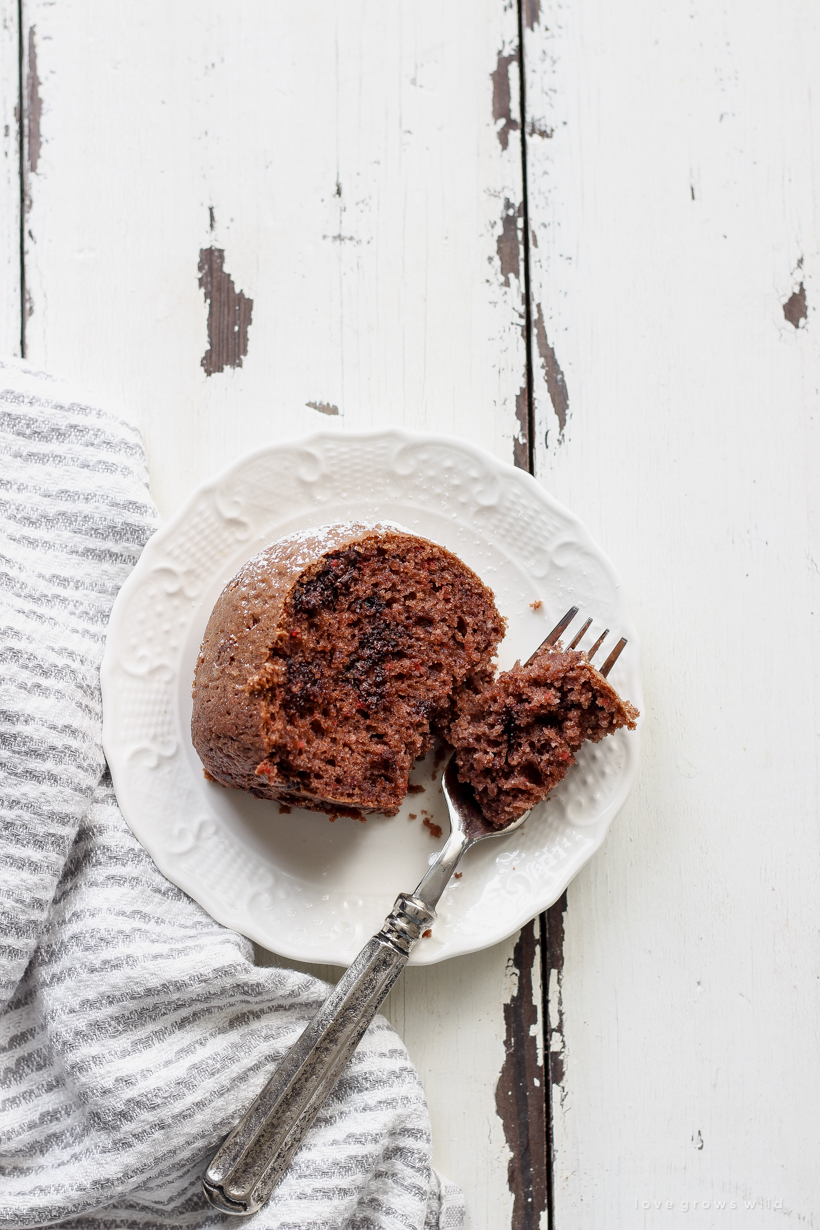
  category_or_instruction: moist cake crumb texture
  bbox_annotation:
[191,524,505,817]
[447,644,639,828]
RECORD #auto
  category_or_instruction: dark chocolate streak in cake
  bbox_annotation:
[293,548,361,614]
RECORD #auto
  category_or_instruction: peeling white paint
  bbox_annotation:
[526,0,820,1220]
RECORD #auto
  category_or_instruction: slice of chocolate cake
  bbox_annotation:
[191,523,505,817]
[446,644,639,828]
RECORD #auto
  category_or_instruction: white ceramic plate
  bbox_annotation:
[101,430,642,966]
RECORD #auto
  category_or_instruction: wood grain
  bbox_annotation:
[17,2,545,1225]
[0,2,20,354]
[525,0,820,1222]
[495,920,547,1230]
[197,246,253,376]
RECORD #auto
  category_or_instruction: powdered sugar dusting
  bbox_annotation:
[233,519,414,587]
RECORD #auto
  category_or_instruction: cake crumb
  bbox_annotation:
[422,928,433,938]
[408,813,417,820]
[326,806,365,822]
[530,599,543,610]
[278,804,292,815]
[454,872,462,879]
[203,768,218,782]
[422,815,443,839]
[407,783,424,795]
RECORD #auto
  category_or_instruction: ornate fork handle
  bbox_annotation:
[203,893,434,1216]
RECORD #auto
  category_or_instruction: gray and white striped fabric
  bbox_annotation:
[0,357,465,1230]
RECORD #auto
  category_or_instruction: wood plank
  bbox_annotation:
[22,0,530,519]
[21,2,545,1224]
[0,1,20,353]
[525,0,820,1220]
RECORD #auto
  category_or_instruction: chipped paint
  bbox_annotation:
[491,50,520,151]
[546,893,567,1100]
[198,247,253,376]
[534,302,569,436]
[544,893,567,1227]
[514,384,529,470]
[496,921,547,1230]
[27,27,41,174]
[523,0,542,30]
[306,400,340,416]
[783,282,807,329]
[497,198,521,287]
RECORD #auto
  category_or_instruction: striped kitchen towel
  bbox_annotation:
[0,357,464,1230]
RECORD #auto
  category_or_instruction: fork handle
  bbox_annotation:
[203,893,435,1216]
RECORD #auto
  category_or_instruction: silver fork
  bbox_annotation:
[203,606,627,1216]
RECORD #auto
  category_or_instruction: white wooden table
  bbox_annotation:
[3,3,818,1225]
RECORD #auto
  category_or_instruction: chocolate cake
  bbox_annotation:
[191,523,505,816]
[446,644,639,828]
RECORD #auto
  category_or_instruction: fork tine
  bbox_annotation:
[600,637,628,678]
[543,605,578,647]
[526,605,578,665]
[586,628,609,661]
[567,617,592,650]
[527,608,627,680]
